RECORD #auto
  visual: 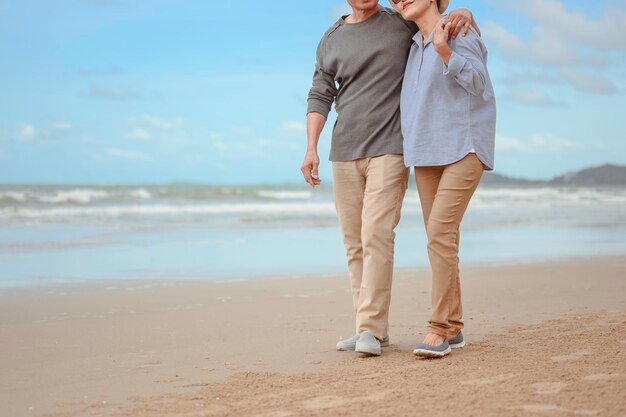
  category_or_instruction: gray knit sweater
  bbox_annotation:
[307,7,416,161]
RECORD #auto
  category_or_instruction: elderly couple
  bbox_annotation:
[300,0,496,358]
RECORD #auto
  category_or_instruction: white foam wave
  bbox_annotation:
[473,188,626,204]
[38,189,110,204]
[257,190,313,200]
[129,189,152,199]
[0,191,30,202]
[1,202,337,219]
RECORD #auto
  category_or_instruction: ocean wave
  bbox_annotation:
[1,185,625,210]
[37,189,110,204]
[256,190,313,200]
[0,202,338,219]
[0,191,30,203]
[0,188,154,205]
[473,187,626,204]
[128,189,152,199]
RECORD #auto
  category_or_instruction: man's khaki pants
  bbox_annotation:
[332,154,409,340]
[414,153,484,337]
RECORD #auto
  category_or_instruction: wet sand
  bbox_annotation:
[1,256,625,416]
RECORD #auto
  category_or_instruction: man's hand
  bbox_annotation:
[433,20,452,66]
[301,150,321,187]
[446,8,480,39]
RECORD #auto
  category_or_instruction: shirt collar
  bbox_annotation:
[413,30,434,49]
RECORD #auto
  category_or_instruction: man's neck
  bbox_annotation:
[345,5,380,24]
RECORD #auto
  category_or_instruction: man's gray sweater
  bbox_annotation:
[307,7,416,161]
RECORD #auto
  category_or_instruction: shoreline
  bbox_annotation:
[1,255,625,416]
[2,252,625,291]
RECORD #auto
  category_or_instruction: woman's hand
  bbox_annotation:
[446,8,480,39]
[433,21,453,66]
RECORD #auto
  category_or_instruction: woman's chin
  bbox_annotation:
[401,10,414,21]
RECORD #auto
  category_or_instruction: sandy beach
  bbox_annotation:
[1,256,625,417]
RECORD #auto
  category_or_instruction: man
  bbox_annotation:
[300,0,476,356]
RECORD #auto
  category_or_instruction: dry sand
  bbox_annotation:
[1,256,625,417]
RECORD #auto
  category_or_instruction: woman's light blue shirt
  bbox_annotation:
[400,26,496,170]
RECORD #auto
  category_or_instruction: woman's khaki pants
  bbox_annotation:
[332,154,409,340]
[414,153,484,337]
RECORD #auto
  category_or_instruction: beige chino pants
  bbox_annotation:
[414,153,484,337]
[332,154,409,340]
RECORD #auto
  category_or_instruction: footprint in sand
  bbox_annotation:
[515,404,600,415]
[532,382,567,395]
[461,373,517,385]
[582,373,625,381]
[253,412,293,417]
[301,396,350,410]
[301,391,390,410]
[551,350,591,362]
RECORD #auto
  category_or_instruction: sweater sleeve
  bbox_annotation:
[307,36,337,117]
[443,28,489,97]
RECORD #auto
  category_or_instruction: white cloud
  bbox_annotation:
[11,122,78,142]
[106,147,152,161]
[124,115,185,143]
[281,121,306,133]
[133,115,182,130]
[51,122,74,131]
[19,124,36,139]
[559,69,620,94]
[483,22,596,67]
[208,132,228,151]
[208,131,300,156]
[509,89,562,107]
[507,0,626,50]
[497,135,527,152]
[497,133,579,153]
[484,1,624,98]
[232,125,252,135]
[500,71,560,87]
[529,134,578,152]
[88,84,139,100]
[125,127,152,141]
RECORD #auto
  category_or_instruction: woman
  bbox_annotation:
[390,0,496,358]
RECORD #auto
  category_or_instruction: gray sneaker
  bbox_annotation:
[413,339,451,358]
[336,334,390,351]
[355,331,382,356]
[448,331,465,349]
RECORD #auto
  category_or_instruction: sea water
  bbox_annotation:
[0,183,625,288]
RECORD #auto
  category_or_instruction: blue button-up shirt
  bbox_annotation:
[400,26,496,170]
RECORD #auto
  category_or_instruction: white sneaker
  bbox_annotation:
[336,333,389,351]
[355,331,382,356]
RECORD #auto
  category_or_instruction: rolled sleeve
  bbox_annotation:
[443,51,466,77]
[443,28,489,96]
[307,101,332,117]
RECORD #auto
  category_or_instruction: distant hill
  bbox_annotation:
[480,172,544,186]
[549,164,626,186]
[483,164,626,187]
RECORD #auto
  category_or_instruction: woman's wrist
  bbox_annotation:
[435,44,452,66]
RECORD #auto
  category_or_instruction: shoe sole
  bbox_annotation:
[336,340,389,351]
[413,347,451,358]
[356,348,381,356]
[449,340,465,349]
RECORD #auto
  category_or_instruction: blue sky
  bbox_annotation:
[1,0,625,184]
